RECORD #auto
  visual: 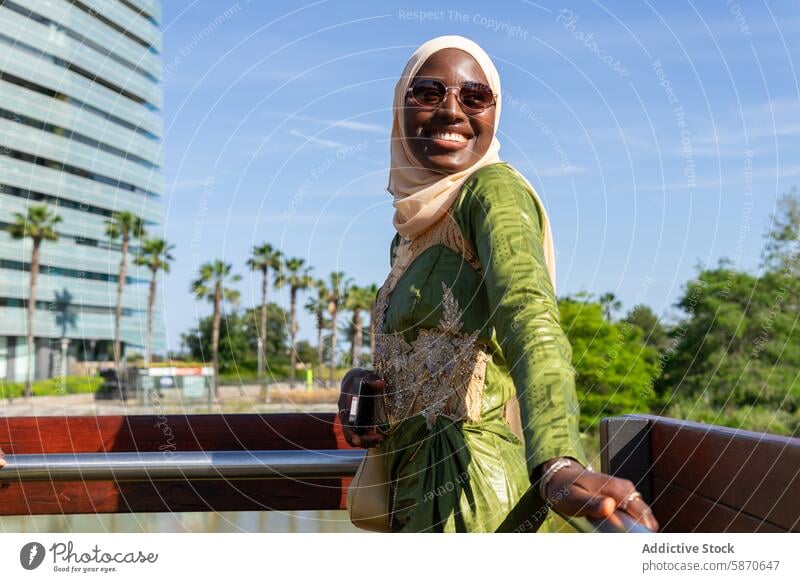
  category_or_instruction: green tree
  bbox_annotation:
[344,284,377,367]
[191,260,241,396]
[658,262,800,435]
[324,272,350,385]
[274,257,313,386]
[106,211,145,366]
[294,340,318,371]
[762,187,800,273]
[623,303,670,353]
[9,204,61,397]
[598,291,622,322]
[134,238,174,365]
[183,305,289,375]
[247,243,282,389]
[305,278,330,382]
[559,297,661,430]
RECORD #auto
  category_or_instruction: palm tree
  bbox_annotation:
[304,278,329,383]
[274,257,313,386]
[345,284,378,368]
[106,211,145,367]
[191,260,241,397]
[9,205,61,397]
[598,291,623,322]
[134,238,174,366]
[247,243,282,395]
[325,272,351,385]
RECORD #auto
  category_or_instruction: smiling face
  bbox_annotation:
[402,48,497,174]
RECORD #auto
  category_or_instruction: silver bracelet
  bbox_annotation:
[538,458,573,501]
[539,456,595,500]
[538,457,595,500]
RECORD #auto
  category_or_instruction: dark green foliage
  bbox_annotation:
[294,340,318,367]
[623,303,671,353]
[658,263,800,435]
[559,297,661,430]
[182,304,289,373]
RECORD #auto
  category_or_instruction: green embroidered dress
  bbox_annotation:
[372,162,587,533]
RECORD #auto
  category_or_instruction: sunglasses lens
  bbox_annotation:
[410,80,445,106]
[460,84,493,111]
[408,80,494,112]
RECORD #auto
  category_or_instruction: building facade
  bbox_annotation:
[0,0,165,380]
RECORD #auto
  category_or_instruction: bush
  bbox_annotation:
[559,298,661,430]
[665,398,799,437]
[0,376,103,398]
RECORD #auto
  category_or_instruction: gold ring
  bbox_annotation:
[618,490,643,511]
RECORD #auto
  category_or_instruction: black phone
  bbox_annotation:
[348,378,376,435]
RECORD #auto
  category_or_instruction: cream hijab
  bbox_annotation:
[388,35,559,293]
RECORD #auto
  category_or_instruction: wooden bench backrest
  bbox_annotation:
[0,413,351,515]
[601,415,800,532]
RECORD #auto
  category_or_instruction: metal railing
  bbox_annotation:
[0,449,650,532]
[0,450,364,481]
[575,511,652,534]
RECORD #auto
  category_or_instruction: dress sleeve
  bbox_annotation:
[456,164,588,480]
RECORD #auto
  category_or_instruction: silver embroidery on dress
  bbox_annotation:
[371,214,489,430]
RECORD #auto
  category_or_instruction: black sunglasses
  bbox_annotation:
[405,78,496,114]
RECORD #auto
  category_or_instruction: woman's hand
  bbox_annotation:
[338,368,386,449]
[540,458,659,532]
[0,447,6,468]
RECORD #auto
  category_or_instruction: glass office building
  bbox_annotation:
[0,0,164,380]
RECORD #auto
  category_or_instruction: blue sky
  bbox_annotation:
[157,0,800,353]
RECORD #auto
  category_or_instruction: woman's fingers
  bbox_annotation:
[358,428,385,448]
[364,377,386,391]
[338,405,384,449]
[337,369,387,449]
[360,371,386,392]
[343,426,384,448]
[573,471,659,531]
[342,424,361,447]
[548,480,616,518]
[546,467,659,531]
[622,496,659,531]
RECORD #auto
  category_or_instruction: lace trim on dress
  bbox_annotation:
[371,212,488,430]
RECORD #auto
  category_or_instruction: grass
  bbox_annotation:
[0,376,103,399]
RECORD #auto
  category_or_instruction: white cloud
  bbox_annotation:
[288,129,348,149]
[692,97,800,147]
[262,110,386,134]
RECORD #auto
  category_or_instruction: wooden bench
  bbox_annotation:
[601,414,800,532]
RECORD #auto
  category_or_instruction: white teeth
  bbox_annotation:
[429,131,468,142]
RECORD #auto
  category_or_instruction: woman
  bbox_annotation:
[339,35,658,533]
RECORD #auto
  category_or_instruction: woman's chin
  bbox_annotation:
[417,150,476,174]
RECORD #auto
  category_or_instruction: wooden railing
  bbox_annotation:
[600,414,800,532]
[0,413,351,515]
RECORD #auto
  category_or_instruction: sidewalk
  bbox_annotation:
[0,383,339,417]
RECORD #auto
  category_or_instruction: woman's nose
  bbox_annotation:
[437,89,467,120]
